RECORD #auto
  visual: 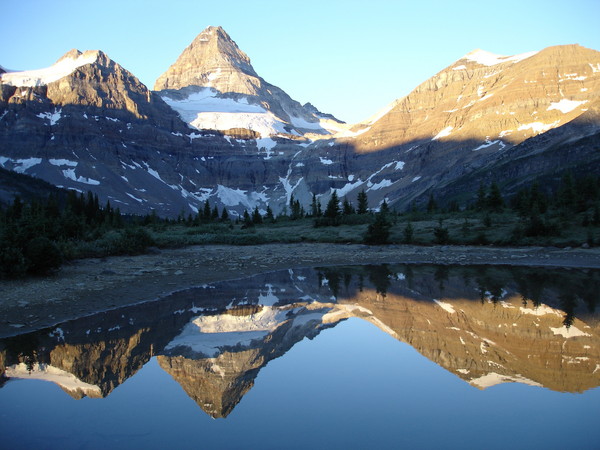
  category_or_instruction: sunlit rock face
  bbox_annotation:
[349,45,600,152]
[154,26,345,139]
[1,265,599,416]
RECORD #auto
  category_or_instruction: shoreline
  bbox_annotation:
[2,243,600,338]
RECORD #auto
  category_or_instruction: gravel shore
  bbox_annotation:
[2,243,599,337]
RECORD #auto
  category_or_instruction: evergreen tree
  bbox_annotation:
[403,222,414,244]
[220,207,229,222]
[487,182,504,212]
[364,212,392,245]
[476,182,487,211]
[242,210,253,228]
[289,194,302,220]
[203,200,211,222]
[311,194,320,217]
[557,172,576,211]
[324,191,340,219]
[265,205,275,222]
[211,205,219,221]
[433,218,450,244]
[252,206,263,224]
[380,199,390,215]
[426,192,437,213]
[342,197,355,215]
[357,190,369,214]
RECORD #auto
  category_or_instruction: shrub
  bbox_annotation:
[24,237,62,275]
[403,222,414,244]
[115,227,155,255]
[0,244,27,278]
[433,219,450,244]
[364,213,391,245]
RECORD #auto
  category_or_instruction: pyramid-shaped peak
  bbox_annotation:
[154,26,258,91]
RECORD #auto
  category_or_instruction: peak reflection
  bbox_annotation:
[1,264,598,418]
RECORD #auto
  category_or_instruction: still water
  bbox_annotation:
[1,264,599,449]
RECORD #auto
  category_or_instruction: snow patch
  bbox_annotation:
[216,184,268,209]
[36,108,62,126]
[49,158,77,167]
[334,180,364,198]
[126,192,143,202]
[550,326,591,339]
[0,157,43,173]
[518,121,560,134]
[368,179,393,191]
[473,139,504,151]
[319,157,334,165]
[6,363,101,396]
[0,52,99,87]
[256,137,277,159]
[432,126,453,141]
[463,49,538,67]
[258,285,280,306]
[519,305,562,316]
[62,168,100,185]
[165,307,291,357]
[161,88,288,138]
[470,372,542,389]
[547,99,588,114]
[434,300,456,314]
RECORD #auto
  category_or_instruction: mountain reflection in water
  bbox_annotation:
[1,264,599,420]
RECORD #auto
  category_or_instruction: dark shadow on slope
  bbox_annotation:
[1,92,599,216]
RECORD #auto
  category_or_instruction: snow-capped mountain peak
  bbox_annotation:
[154,26,345,140]
[461,48,539,66]
[0,49,101,87]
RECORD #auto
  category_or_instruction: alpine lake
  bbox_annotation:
[1,263,599,449]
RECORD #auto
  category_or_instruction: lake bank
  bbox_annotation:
[2,243,600,337]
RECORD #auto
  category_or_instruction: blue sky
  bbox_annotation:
[2,0,599,123]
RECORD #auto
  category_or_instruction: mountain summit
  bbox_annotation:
[154,26,345,140]
[154,26,259,93]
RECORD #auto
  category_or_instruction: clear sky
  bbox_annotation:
[2,0,599,123]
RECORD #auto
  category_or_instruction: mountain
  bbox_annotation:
[0,48,244,216]
[315,44,600,209]
[1,35,599,216]
[154,26,346,141]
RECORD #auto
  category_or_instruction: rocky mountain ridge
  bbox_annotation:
[1,29,599,216]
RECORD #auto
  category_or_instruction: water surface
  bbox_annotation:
[1,264,599,449]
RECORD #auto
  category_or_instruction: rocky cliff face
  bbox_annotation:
[0,48,247,217]
[1,36,599,216]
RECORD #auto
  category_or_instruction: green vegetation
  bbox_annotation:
[2,173,600,279]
